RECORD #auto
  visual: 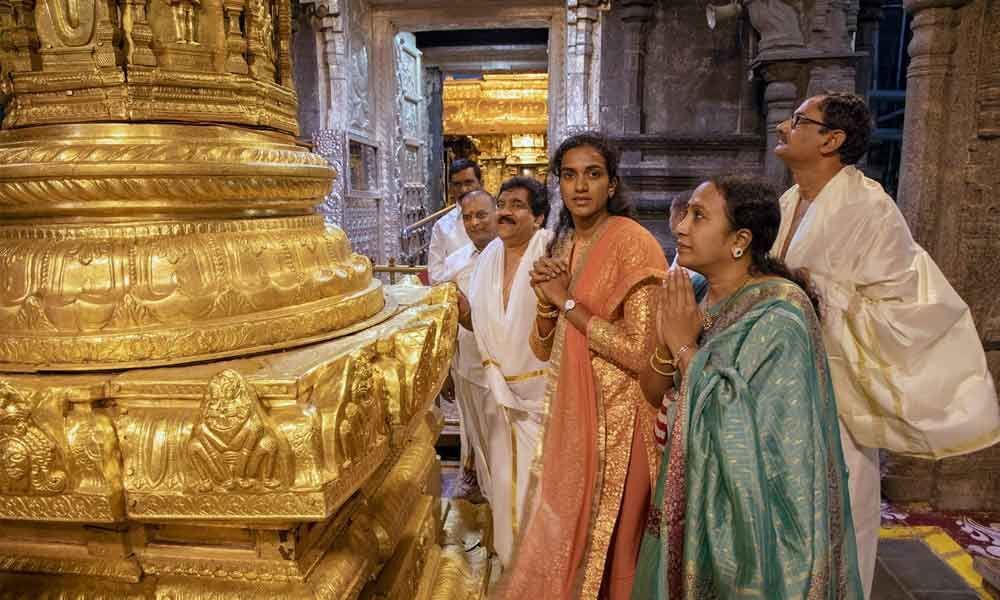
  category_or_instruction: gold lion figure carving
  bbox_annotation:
[187,370,286,493]
[0,382,68,495]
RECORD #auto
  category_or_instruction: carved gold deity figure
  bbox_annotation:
[0,382,67,495]
[187,369,286,492]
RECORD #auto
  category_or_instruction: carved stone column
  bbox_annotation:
[565,0,603,132]
[897,0,970,243]
[882,0,1000,513]
[620,0,654,135]
[761,67,800,187]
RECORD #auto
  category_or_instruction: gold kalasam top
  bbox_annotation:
[443,73,548,135]
[0,0,297,134]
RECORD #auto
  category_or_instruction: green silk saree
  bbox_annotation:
[633,278,863,599]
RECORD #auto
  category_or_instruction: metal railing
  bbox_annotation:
[373,258,427,284]
[401,203,454,238]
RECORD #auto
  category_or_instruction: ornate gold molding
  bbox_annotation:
[0,124,332,218]
[0,285,458,524]
[443,73,549,136]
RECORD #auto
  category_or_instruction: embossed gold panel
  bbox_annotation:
[0,285,475,597]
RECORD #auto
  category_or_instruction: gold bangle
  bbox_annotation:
[652,346,676,368]
[535,320,556,342]
[648,353,676,378]
[536,306,559,319]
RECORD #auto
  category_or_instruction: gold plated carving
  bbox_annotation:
[0,285,472,597]
[0,0,473,592]
[0,0,297,132]
[0,382,66,495]
[186,370,290,493]
[443,73,549,135]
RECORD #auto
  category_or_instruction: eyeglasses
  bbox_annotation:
[790,113,835,130]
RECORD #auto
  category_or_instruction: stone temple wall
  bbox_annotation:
[599,0,763,259]
[883,0,1000,512]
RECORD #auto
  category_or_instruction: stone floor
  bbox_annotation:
[441,463,996,599]
[873,538,984,599]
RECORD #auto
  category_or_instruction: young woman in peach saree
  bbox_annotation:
[495,132,667,599]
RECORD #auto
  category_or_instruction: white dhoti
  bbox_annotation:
[440,243,490,498]
[840,421,880,599]
[453,372,495,500]
[469,230,552,566]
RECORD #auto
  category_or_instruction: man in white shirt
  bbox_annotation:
[439,190,497,505]
[771,91,1000,598]
[428,159,483,283]
[462,176,551,565]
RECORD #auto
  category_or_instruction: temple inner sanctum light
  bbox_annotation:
[0,0,999,597]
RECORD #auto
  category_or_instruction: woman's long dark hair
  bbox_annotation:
[546,132,635,256]
[711,175,823,318]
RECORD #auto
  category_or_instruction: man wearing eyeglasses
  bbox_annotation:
[428,158,483,283]
[771,92,1000,598]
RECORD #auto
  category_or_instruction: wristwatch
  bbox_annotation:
[562,298,577,313]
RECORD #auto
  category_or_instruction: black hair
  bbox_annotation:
[547,131,635,255]
[710,175,822,318]
[817,92,872,165]
[498,176,550,228]
[448,158,482,184]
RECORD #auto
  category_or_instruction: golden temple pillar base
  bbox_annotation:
[0,283,480,599]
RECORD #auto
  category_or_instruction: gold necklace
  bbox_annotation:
[701,275,753,331]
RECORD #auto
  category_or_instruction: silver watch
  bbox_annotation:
[562,298,577,313]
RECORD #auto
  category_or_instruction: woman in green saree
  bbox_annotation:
[635,176,863,599]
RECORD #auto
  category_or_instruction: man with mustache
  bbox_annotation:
[428,159,483,283]
[771,91,1000,598]
[460,176,551,565]
[439,190,498,505]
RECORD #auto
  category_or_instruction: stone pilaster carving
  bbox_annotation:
[975,0,999,138]
[619,0,653,136]
[761,65,800,187]
[565,0,603,132]
[897,0,970,242]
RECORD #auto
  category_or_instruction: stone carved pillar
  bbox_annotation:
[620,0,653,135]
[897,0,969,243]
[761,70,799,187]
[566,0,603,132]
